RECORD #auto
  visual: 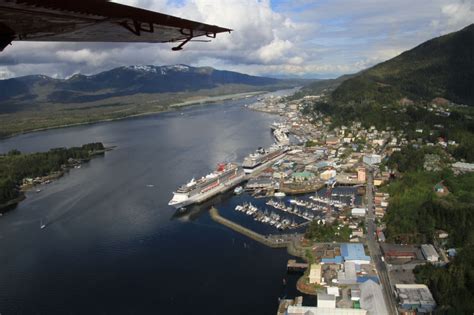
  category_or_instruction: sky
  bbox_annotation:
[0,0,473,79]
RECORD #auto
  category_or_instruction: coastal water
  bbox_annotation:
[0,90,307,314]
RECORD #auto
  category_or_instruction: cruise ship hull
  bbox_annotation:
[169,173,245,208]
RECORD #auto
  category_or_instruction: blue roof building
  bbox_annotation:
[321,256,343,264]
[341,244,371,265]
[321,244,371,266]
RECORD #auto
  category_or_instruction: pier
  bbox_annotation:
[287,259,308,271]
[209,207,302,248]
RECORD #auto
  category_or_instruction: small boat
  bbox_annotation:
[274,192,286,198]
[146,184,155,188]
[40,220,46,229]
[234,186,244,195]
[36,189,42,193]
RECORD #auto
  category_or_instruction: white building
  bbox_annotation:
[317,293,336,308]
[421,244,439,262]
[360,280,389,315]
[327,286,340,297]
[309,263,322,284]
[351,208,366,217]
[363,154,382,165]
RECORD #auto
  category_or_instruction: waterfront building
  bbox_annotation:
[246,178,274,189]
[317,293,336,308]
[321,244,371,266]
[395,284,436,313]
[320,169,336,181]
[309,263,322,284]
[291,171,315,182]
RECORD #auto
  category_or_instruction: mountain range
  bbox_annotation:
[0,64,287,112]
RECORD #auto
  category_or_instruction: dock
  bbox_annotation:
[209,207,301,248]
[287,259,308,271]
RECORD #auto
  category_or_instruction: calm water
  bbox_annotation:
[0,90,306,314]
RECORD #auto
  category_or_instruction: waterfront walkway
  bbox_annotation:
[209,207,302,249]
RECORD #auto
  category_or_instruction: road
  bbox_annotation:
[365,167,398,315]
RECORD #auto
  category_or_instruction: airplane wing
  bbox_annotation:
[0,0,231,51]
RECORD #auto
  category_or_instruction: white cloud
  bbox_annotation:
[56,49,110,66]
[0,0,472,79]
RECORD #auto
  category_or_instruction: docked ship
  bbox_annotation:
[270,121,287,131]
[273,128,290,145]
[242,146,286,174]
[168,163,245,208]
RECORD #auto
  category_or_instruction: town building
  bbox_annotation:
[327,286,340,297]
[338,261,357,284]
[421,244,439,262]
[309,263,322,284]
[341,243,371,265]
[363,154,381,165]
[351,208,366,217]
[395,284,436,313]
[359,279,389,315]
[357,167,366,182]
[317,293,336,308]
[452,162,474,173]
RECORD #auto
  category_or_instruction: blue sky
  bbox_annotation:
[0,0,473,79]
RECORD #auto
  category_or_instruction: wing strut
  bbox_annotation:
[0,23,15,52]
[172,29,199,51]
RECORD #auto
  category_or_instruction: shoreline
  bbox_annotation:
[0,91,266,141]
[0,147,111,213]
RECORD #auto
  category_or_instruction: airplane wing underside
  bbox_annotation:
[0,0,231,51]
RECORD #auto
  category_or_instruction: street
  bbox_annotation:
[365,167,398,315]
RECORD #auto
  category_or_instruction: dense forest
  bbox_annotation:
[383,145,474,245]
[0,143,105,206]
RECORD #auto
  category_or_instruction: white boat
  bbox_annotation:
[234,186,244,195]
[40,220,46,229]
[274,192,286,198]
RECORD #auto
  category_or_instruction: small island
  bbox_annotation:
[0,142,108,212]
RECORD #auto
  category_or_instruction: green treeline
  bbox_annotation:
[383,147,474,314]
[331,24,474,107]
[305,220,351,242]
[384,170,474,245]
[0,143,105,206]
[384,146,474,245]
